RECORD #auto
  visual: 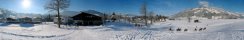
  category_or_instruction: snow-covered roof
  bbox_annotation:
[82,10,105,17]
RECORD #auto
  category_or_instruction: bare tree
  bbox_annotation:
[45,0,70,28]
[141,2,148,26]
[163,16,167,21]
[149,11,155,24]
[0,8,14,23]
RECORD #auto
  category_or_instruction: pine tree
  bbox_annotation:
[149,11,155,24]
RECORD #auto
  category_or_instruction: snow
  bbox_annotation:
[174,5,241,19]
[1,19,244,40]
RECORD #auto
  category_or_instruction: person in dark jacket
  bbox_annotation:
[199,28,203,31]
[169,27,173,31]
[184,29,188,32]
[176,28,181,31]
[203,27,206,30]
[194,28,197,31]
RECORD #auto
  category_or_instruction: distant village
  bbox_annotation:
[0,10,168,26]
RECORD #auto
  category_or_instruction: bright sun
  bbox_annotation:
[22,0,31,8]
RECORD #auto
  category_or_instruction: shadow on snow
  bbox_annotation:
[19,23,34,28]
[0,23,11,26]
[0,23,34,28]
[104,22,134,31]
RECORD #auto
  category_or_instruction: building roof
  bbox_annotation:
[71,12,102,20]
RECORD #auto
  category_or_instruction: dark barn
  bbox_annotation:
[72,12,103,26]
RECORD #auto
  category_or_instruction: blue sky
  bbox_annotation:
[0,0,243,16]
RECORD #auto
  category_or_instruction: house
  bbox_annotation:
[110,13,117,22]
[53,10,106,25]
[54,17,72,24]
[6,17,18,23]
[71,12,103,26]
[0,18,6,22]
[32,17,42,24]
[18,17,32,23]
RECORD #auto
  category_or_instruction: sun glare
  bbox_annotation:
[22,0,31,8]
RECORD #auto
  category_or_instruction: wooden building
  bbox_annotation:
[72,12,103,26]
[18,17,32,23]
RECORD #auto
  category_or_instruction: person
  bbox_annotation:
[169,27,173,31]
[194,20,199,23]
[177,28,181,31]
[184,29,188,31]
[203,27,206,30]
[195,26,198,31]
[199,28,203,31]
[194,28,197,31]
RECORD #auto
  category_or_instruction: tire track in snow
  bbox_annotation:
[114,30,140,40]
[125,31,140,40]
[141,31,153,40]
[114,30,155,40]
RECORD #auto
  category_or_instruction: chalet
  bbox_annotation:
[18,17,32,23]
[72,12,103,26]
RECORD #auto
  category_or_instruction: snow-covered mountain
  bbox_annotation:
[172,1,241,19]
[172,7,241,19]
[0,8,42,19]
[14,13,42,18]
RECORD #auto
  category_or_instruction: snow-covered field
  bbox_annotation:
[1,19,244,40]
